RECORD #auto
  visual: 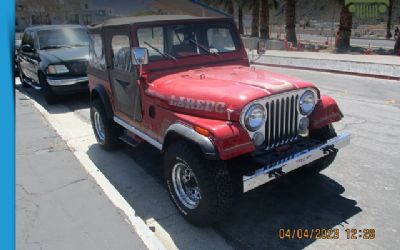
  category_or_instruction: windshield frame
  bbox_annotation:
[37,27,89,50]
[134,20,242,62]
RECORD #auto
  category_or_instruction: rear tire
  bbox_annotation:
[302,124,338,173]
[90,98,122,150]
[164,141,234,226]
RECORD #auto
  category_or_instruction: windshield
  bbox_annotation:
[38,28,89,50]
[137,21,240,61]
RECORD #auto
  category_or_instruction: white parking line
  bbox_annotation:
[18,86,167,250]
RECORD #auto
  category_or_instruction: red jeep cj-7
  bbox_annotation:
[88,15,350,225]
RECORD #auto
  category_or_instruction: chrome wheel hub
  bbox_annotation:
[93,110,105,142]
[172,162,201,210]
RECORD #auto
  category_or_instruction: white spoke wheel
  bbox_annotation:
[172,162,201,210]
[93,109,106,142]
[164,141,234,226]
[90,99,122,150]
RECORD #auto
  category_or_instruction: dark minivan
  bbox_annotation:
[18,25,89,104]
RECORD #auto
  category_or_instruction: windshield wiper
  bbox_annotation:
[144,41,176,61]
[40,45,72,50]
[189,39,219,56]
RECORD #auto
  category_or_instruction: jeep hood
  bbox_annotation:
[147,65,316,121]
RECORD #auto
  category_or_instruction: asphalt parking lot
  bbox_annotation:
[16,66,400,250]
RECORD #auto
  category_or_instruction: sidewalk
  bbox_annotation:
[252,50,400,79]
[16,90,148,250]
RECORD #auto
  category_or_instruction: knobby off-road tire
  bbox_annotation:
[164,141,234,226]
[303,124,338,173]
[90,99,122,150]
[39,73,57,105]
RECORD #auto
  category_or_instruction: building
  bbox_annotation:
[15,0,224,31]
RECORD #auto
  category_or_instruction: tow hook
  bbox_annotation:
[268,167,286,178]
[321,145,338,154]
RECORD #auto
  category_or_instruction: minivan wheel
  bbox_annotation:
[90,99,122,150]
[164,141,234,226]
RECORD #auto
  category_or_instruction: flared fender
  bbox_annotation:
[309,95,343,130]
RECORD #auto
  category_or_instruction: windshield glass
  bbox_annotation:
[38,28,89,49]
[137,21,240,61]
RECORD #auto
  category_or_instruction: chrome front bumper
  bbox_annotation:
[243,132,351,193]
[46,76,88,86]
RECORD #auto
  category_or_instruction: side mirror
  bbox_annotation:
[257,40,267,55]
[131,47,149,65]
[21,44,34,53]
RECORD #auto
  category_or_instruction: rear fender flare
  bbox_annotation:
[91,85,113,119]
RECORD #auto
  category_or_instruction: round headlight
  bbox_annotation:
[244,104,266,132]
[299,90,316,115]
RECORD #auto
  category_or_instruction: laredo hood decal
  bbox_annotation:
[169,96,226,113]
[147,65,316,120]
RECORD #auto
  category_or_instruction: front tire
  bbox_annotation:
[90,99,122,150]
[39,73,57,104]
[18,66,30,88]
[303,124,338,173]
[164,141,234,226]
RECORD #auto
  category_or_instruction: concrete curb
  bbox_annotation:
[255,55,400,81]
[22,91,167,250]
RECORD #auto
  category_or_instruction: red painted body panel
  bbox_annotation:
[135,104,253,160]
[88,74,115,109]
[88,17,344,161]
[145,65,318,121]
[169,113,255,160]
[309,95,343,130]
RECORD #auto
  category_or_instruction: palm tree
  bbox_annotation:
[285,0,297,46]
[204,0,243,34]
[259,0,278,39]
[386,0,393,39]
[237,1,244,35]
[336,0,352,51]
[250,0,260,37]
[203,0,234,15]
[259,0,269,39]
[232,0,245,35]
[225,0,234,15]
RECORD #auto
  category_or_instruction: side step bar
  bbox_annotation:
[119,134,141,148]
[114,116,162,150]
[243,133,351,193]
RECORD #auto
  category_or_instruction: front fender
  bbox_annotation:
[309,95,343,130]
[163,123,218,160]
[163,113,255,161]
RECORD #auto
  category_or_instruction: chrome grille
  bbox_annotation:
[265,93,299,149]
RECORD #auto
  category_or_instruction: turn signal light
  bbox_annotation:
[194,126,210,136]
